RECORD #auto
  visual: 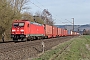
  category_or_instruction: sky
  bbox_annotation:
[27,0,90,25]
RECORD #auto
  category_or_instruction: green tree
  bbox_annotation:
[0,0,21,39]
[22,12,34,22]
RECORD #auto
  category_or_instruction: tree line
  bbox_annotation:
[83,29,90,35]
[0,0,55,39]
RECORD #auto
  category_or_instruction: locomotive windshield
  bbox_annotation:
[13,22,24,27]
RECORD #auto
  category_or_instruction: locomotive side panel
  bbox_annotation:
[29,23,45,36]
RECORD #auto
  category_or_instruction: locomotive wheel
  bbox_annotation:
[13,38,18,42]
[44,36,48,39]
[37,37,40,40]
[21,38,27,41]
[27,38,30,41]
[30,37,33,41]
[37,37,42,40]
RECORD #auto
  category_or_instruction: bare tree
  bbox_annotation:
[34,11,44,24]
[41,9,54,25]
[7,0,29,13]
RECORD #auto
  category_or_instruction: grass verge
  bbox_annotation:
[32,35,90,60]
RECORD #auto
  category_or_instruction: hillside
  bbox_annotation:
[55,24,90,34]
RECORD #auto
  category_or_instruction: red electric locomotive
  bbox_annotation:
[11,20,45,41]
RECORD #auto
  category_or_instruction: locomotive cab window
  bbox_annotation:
[19,23,24,27]
[13,22,24,27]
[13,23,18,27]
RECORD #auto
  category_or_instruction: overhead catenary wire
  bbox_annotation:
[35,0,45,8]
[30,1,63,24]
[30,1,43,10]
[65,19,73,24]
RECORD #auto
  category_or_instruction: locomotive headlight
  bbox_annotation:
[20,30,24,32]
[12,30,16,32]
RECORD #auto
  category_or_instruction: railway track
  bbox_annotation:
[0,36,75,60]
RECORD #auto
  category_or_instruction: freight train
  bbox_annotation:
[11,20,79,41]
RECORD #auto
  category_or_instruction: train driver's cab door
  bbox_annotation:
[27,24,30,33]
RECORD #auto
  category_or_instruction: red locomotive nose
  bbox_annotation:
[17,28,19,29]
